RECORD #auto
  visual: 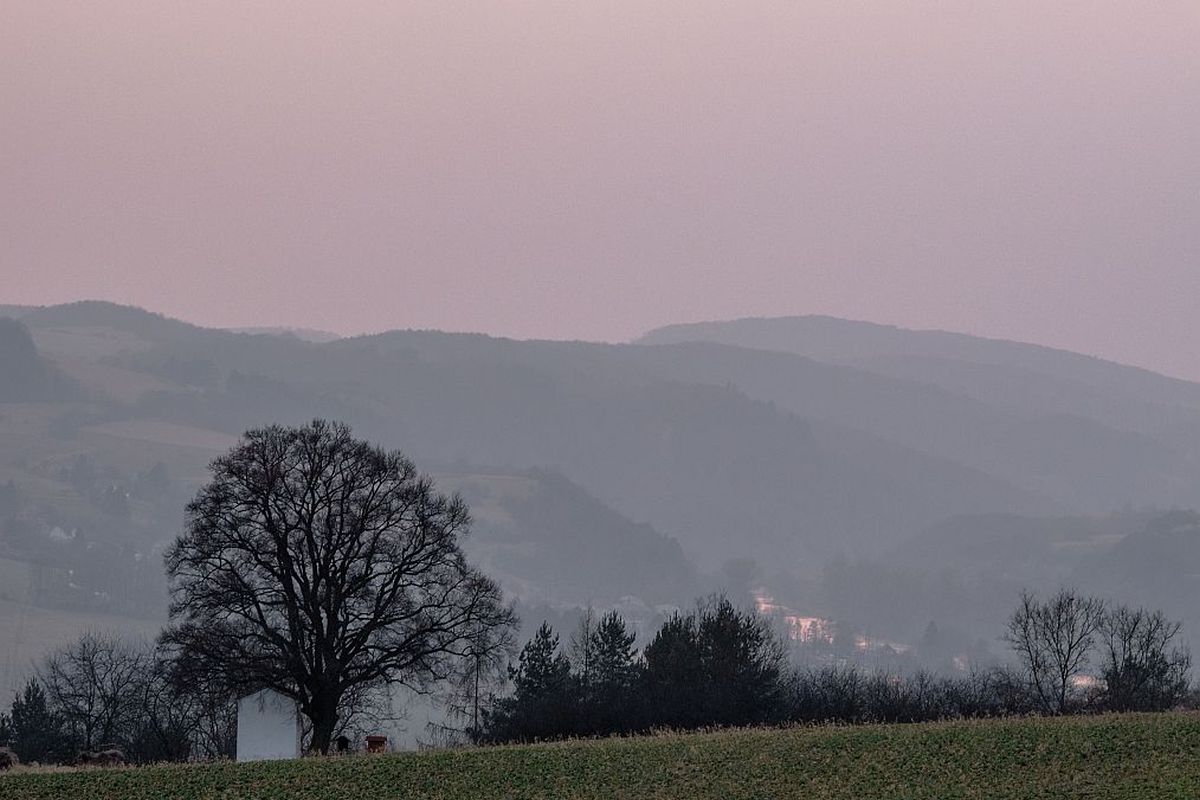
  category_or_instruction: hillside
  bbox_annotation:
[0,414,696,700]
[3,713,1199,799]
[811,510,1156,647]
[0,320,75,403]
[635,325,1200,511]
[0,305,704,698]
[6,303,1059,568]
[5,302,1200,689]
[640,315,1200,411]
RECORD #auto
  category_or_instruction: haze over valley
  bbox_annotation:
[6,3,1200,793]
[3,300,1199,706]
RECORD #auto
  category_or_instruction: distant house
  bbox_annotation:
[236,689,302,762]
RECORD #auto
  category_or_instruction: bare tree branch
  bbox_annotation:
[161,420,516,753]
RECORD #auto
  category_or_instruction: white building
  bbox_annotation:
[236,689,303,762]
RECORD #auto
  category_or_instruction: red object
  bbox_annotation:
[365,735,387,754]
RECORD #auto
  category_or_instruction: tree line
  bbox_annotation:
[0,421,1194,763]
[0,633,234,765]
[1,585,1193,761]
[483,597,786,742]
[477,587,1193,744]
[1004,588,1191,715]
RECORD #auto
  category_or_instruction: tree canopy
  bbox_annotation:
[162,420,515,753]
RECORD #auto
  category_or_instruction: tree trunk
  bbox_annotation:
[307,696,339,755]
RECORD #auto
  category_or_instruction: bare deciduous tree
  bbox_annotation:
[162,420,516,754]
[1004,588,1104,714]
[421,628,512,748]
[40,632,146,751]
[178,671,237,762]
[1097,605,1191,712]
[568,606,597,699]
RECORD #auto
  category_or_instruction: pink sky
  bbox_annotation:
[3,2,1199,378]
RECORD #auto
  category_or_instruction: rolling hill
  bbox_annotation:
[638,320,1200,511]
[4,302,1200,698]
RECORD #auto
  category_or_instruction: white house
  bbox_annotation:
[236,689,303,762]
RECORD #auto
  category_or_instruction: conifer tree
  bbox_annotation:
[10,679,68,764]
[484,622,575,741]
[587,611,639,733]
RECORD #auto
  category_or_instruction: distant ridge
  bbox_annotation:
[21,300,207,339]
[4,300,1200,672]
[227,326,342,343]
[13,301,344,346]
[639,315,1200,402]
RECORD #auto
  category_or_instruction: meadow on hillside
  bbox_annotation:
[3,713,1199,800]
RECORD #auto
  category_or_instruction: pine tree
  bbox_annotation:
[642,612,703,729]
[697,596,786,726]
[642,597,786,730]
[484,622,576,741]
[587,611,639,733]
[512,623,572,701]
[10,679,68,764]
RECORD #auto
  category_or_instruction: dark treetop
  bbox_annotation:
[162,420,514,752]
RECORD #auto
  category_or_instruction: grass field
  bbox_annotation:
[3,713,1200,799]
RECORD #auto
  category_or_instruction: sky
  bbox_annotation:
[3,2,1199,378]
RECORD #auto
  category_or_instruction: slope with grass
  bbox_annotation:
[3,713,1200,800]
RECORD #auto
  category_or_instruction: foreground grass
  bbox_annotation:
[3,713,1200,800]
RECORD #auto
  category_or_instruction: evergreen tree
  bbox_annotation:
[0,711,12,747]
[587,611,639,733]
[642,596,786,730]
[512,623,572,700]
[484,622,575,741]
[592,612,637,692]
[10,679,68,764]
[486,598,789,742]
[642,612,703,729]
[696,596,786,726]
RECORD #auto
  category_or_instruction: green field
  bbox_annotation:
[3,713,1200,799]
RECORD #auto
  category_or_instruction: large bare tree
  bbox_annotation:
[41,632,146,751]
[162,420,515,753]
[1097,605,1191,712]
[1004,588,1105,714]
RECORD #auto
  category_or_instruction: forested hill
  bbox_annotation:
[9,302,1200,568]
[639,316,1200,512]
[0,319,75,403]
[3,302,1200,699]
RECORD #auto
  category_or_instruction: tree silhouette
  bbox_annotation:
[9,679,67,764]
[1005,588,1105,714]
[41,632,145,751]
[486,623,575,741]
[1097,605,1190,712]
[586,611,639,733]
[162,420,515,753]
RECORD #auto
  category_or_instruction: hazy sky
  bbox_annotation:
[3,2,1199,378]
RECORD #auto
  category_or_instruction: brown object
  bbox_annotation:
[365,735,387,754]
[0,746,18,771]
